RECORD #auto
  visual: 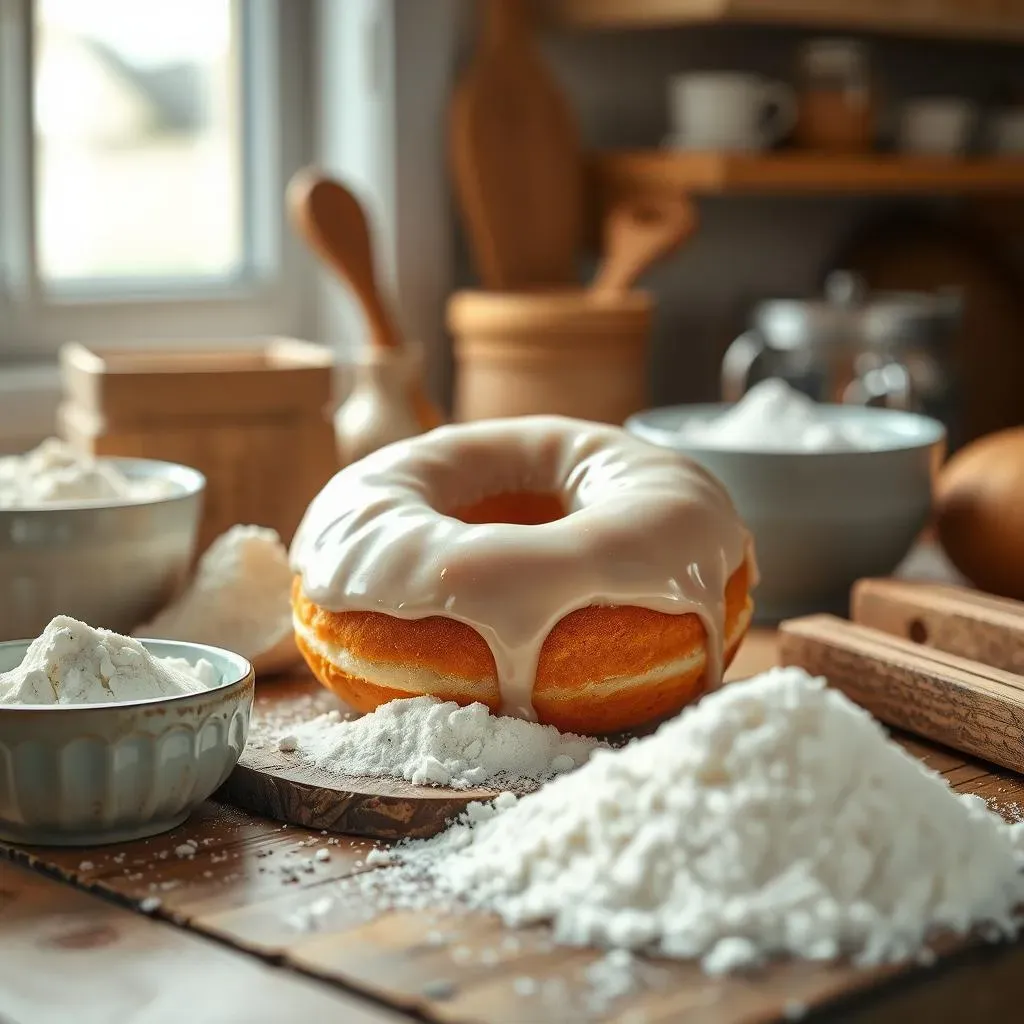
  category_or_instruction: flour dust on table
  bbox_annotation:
[274,694,603,791]
[327,667,1024,976]
[0,616,218,705]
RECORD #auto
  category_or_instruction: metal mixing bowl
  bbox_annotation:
[0,458,205,641]
[626,404,945,623]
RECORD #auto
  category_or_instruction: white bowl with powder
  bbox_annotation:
[0,439,205,641]
[626,381,946,622]
[0,617,254,846]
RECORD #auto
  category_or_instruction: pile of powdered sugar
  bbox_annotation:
[0,437,179,508]
[678,378,876,453]
[0,616,219,705]
[276,695,603,791]
[137,524,294,666]
[359,667,1024,974]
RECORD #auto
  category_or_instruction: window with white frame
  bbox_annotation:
[0,0,313,362]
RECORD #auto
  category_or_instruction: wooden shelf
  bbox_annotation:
[591,151,1024,208]
[545,0,1024,42]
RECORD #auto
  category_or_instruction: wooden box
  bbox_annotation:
[58,340,338,554]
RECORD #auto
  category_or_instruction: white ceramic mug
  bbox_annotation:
[897,98,977,156]
[988,109,1024,155]
[667,72,797,151]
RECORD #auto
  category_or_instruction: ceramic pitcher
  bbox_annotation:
[334,342,442,466]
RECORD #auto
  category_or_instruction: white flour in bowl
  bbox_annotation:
[0,437,179,507]
[679,379,875,452]
[360,667,1024,974]
[277,695,603,790]
[137,524,293,664]
[0,615,219,705]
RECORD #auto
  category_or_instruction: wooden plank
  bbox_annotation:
[591,153,1024,213]
[851,578,1024,674]
[0,860,409,1024]
[5,790,1022,1024]
[6,629,1024,1023]
[778,614,1024,775]
[220,677,502,841]
[544,0,1024,42]
[2,800,377,921]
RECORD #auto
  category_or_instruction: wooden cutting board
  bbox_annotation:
[10,636,1024,1024]
[449,0,584,289]
[219,676,503,840]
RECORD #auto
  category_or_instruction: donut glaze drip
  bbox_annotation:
[289,416,754,720]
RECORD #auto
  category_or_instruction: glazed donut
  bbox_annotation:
[290,416,755,735]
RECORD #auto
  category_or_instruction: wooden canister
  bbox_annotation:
[57,339,338,554]
[447,290,652,424]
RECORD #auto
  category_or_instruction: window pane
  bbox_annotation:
[34,0,243,282]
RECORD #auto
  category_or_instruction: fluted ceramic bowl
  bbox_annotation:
[0,458,205,642]
[0,639,254,846]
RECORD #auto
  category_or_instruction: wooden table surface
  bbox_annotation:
[4,627,1024,1024]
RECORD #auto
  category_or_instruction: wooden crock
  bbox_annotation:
[447,289,652,424]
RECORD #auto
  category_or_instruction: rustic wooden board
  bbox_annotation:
[5,630,1024,1023]
[219,675,503,840]
[221,633,785,841]
[0,859,408,1024]
[5,735,1024,1023]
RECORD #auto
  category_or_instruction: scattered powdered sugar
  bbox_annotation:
[360,667,1024,974]
[287,895,336,932]
[245,688,343,753]
[0,616,218,705]
[277,695,603,791]
[136,524,294,665]
[783,1000,809,1021]
[0,437,179,508]
[513,976,539,997]
[677,378,876,453]
[584,950,637,1013]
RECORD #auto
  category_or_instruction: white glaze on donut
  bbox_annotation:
[289,416,754,719]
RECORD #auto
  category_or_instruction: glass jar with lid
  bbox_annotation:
[794,38,877,152]
[720,270,962,437]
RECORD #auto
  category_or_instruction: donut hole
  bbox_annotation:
[450,491,566,525]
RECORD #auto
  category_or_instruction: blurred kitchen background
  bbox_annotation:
[3,0,1024,456]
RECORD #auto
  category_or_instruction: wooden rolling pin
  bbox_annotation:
[778,613,1024,775]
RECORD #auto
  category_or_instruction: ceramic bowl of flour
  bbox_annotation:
[626,399,946,623]
[0,449,205,642]
[0,637,253,846]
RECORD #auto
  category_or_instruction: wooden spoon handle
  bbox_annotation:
[591,196,698,297]
[482,0,530,46]
[287,169,402,349]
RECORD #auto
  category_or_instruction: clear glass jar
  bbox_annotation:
[794,38,877,152]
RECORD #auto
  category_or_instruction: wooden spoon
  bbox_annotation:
[449,0,583,290]
[287,168,444,430]
[590,196,698,298]
[287,169,402,349]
